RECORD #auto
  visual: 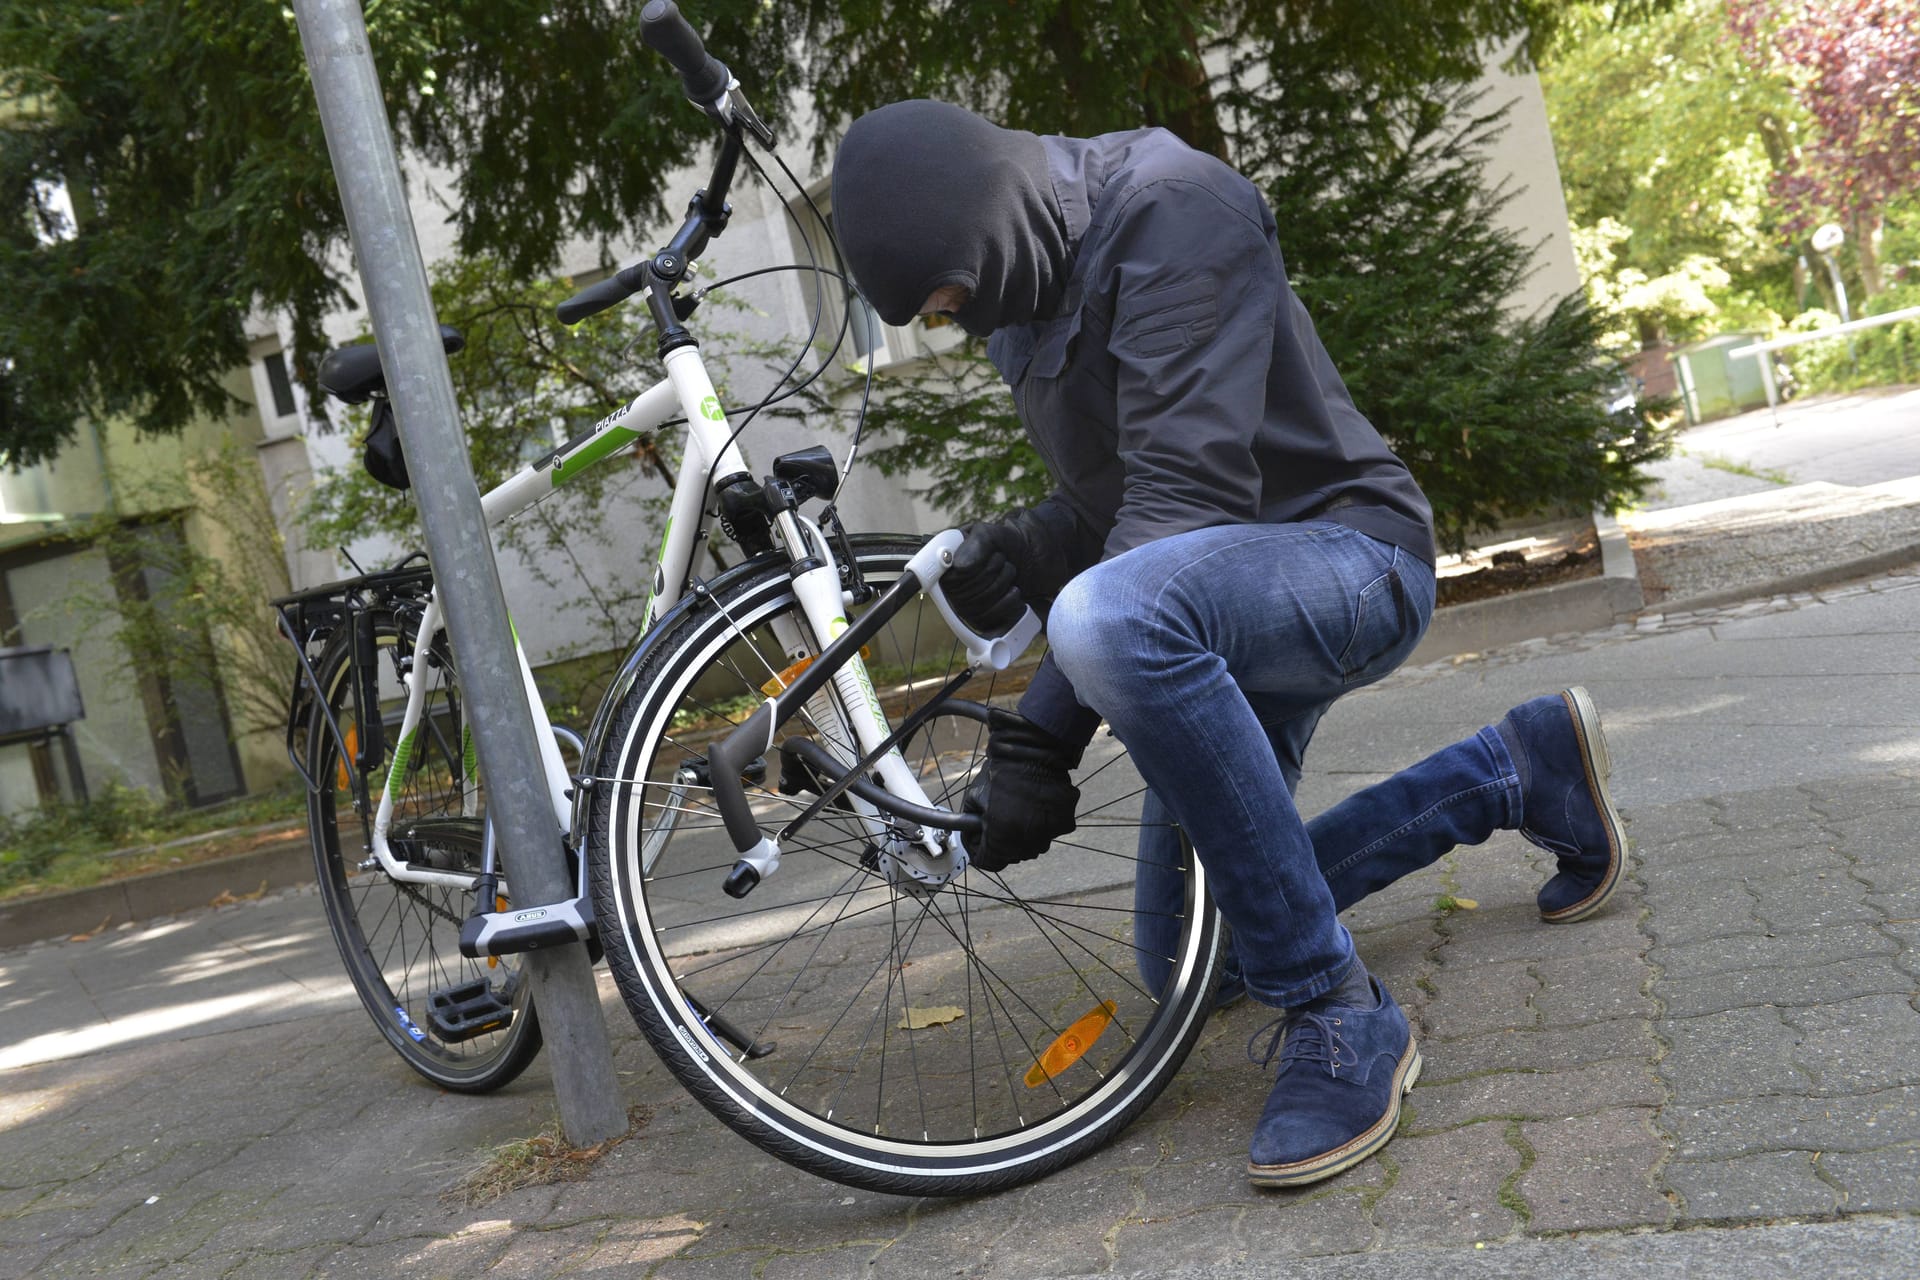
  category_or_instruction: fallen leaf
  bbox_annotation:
[208,890,237,908]
[68,917,113,942]
[238,879,270,902]
[898,1005,966,1030]
[1452,897,1479,909]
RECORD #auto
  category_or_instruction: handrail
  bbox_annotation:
[1722,305,1920,423]
[1728,305,1920,359]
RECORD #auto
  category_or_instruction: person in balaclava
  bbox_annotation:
[832,100,1628,1189]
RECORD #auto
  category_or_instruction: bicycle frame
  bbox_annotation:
[365,339,1038,906]
[367,346,729,890]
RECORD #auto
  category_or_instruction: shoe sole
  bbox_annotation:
[1245,1040,1422,1188]
[1538,685,1628,924]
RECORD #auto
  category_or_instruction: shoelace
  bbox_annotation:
[1247,1010,1359,1077]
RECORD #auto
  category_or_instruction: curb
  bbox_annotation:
[0,834,313,949]
[1409,510,1643,665]
[1644,538,1920,616]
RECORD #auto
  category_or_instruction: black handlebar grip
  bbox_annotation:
[641,1,731,105]
[556,263,650,326]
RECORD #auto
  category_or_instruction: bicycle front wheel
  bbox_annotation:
[588,536,1224,1195]
[307,612,543,1093]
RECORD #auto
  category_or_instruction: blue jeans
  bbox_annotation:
[1047,521,1519,1008]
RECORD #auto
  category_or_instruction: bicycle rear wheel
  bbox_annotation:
[307,612,543,1092]
[588,536,1224,1194]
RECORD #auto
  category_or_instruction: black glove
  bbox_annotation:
[962,709,1083,873]
[944,521,1030,637]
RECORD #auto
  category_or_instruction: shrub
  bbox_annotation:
[1782,289,1920,394]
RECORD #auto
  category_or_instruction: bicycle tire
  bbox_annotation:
[307,611,544,1093]
[588,535,1224,1194]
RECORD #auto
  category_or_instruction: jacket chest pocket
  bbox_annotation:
[1019,309,1114,422]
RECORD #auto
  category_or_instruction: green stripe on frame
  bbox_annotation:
[551,426,642,486]
[388,728,418,788]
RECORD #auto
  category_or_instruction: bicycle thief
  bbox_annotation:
[831,99,1627,1188]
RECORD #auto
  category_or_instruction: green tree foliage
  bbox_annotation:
[1540,0,1802,340]
[299,254,812,696]
[1233,78,1667,551]
[302,254,689,690]
[6,0,1669,556]
[1729,0,1920,296]
[871,79,1668,553]
[4,0,1614,469]
[857,338,1051,525]
[0,0,778,468]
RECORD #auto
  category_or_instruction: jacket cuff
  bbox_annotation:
[1016,655,1103,751]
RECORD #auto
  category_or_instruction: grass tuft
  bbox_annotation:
[444,1104,653,1208]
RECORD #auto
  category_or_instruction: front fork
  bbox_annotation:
[769,512,950,869]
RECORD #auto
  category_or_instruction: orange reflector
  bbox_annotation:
[488,896,507,968]
[1024,1000,1117,1088]
[336,726,359,791]
[761,646,873,696]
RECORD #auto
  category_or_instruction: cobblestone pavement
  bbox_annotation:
[7,571,1920,1276]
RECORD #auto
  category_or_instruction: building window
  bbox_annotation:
[262,350,298,418]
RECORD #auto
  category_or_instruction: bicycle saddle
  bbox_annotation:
[317,325,466,404]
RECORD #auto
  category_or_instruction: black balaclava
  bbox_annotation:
[831,100,1070,338]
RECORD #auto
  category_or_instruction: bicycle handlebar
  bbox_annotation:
[557,262,652,326]
[642,0,731,106]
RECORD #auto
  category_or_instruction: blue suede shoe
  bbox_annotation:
[1246,979,1421,1187]
[1498,686,1627,923]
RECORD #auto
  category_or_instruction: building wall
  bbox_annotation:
[1474,54,1583,319]
[5,545,165,797]
[0,359,291,808]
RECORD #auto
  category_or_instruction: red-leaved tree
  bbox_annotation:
[1730,0,1920,294]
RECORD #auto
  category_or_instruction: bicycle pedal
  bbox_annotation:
[459,895,593,958]
[426,979,515,1043]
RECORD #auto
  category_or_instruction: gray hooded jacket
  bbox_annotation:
[834,105,1436,740]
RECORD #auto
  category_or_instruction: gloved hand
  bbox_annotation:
[961,709,1083,873]
[944,521,1031,638]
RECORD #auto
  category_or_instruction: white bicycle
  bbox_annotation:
[276,0,1225,1195]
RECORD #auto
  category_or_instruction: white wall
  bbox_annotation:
[1473,53,1583,318]
[278,140,941,672]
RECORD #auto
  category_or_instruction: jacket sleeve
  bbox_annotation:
[1098,178,1279,560]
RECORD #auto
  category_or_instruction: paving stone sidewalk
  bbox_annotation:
[9,497,1920,1276]
[8,763,1917,1278]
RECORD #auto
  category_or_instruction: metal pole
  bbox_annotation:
[1756,346,1780,427]
[291,0,626,1146]
[1820,252,1859,367]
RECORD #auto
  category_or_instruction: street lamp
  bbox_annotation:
[1811,222,1857,366]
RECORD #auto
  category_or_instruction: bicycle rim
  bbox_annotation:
[589,540,1222,1193]
[308,616,542,1092]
